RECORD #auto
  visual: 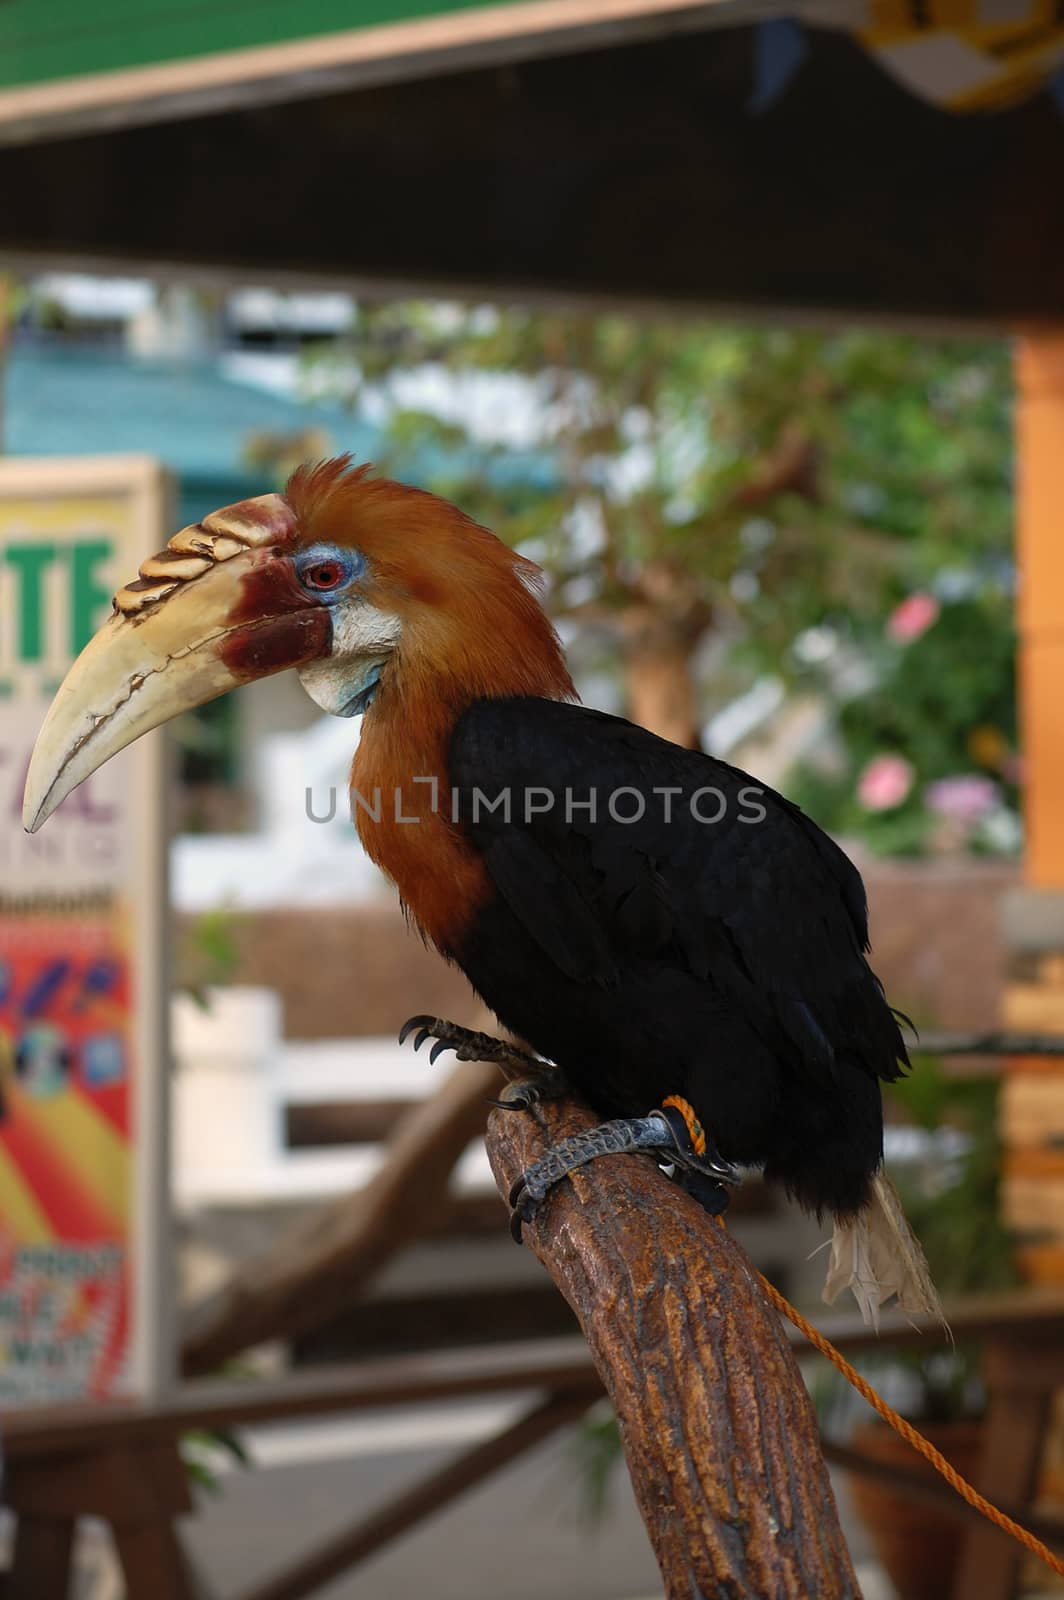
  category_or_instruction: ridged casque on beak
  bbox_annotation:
[23,493,330,832]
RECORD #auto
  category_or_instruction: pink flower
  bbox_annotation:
[857,754,914,812]
[887,593,940,644]
[925,775,999,824]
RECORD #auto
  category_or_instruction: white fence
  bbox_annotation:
[171,986,494,1209]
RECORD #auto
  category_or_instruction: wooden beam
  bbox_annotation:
[290,1281,579,1363]
[914,1032,1064,1057]
[0,1336,603,1458]
[283,1097,414,1147]
[7,1290,1064,1460]
[2,28,1064,324]
[1016,335,1064,888]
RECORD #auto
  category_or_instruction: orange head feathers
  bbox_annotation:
[284,456,575,713]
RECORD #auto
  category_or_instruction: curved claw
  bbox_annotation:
[507,1175,541,1243]
[488,1088,535,1112]
[429,1039,453,1066]
[398,1014,434,1046]
[413,1027,432,1052]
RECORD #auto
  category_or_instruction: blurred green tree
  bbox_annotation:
[302,305,1015,852]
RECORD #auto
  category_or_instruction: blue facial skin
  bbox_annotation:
[293,543,365,598]
[293,543,384,716]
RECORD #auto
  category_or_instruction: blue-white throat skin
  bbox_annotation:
[296,602,401,717]
[299,653,390,717]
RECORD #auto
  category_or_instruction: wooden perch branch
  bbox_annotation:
[486,1093,861,1599]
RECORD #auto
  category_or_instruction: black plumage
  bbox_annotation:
[448,696,909,1218]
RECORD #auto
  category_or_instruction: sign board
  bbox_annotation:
[0,456,172,1405]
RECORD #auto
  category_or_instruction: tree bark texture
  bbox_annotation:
[624,631,705,753]
[619,594,710,752]
[486,1092,862,1600]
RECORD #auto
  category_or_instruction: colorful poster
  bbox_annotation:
[0,457,170,1405]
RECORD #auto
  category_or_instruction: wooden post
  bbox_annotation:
[6,1440,198,1600]
[1016,334,1064,892]
[951,1337,1059,1600]
[485,1093,861,1599]
[1000,339,1064,1276]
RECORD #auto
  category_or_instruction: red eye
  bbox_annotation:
[303,561,345,590]
[296,546,361,592]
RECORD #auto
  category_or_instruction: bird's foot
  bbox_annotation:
[508,1105,739,1242]
[398,1014,546,1080]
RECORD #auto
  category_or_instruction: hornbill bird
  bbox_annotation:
[25,457,938,1325]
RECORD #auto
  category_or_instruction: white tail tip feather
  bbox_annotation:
[822,1171,946,1332]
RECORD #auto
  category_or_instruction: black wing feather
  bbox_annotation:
[449,696,906,1087]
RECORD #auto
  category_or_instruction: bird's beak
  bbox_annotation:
[23,493,329,833]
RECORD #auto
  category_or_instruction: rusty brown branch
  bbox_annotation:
[486,1093,862,1598]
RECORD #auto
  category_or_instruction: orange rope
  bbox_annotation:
[662,1094,708,1156]
[666,1095,1064,1575]
[759,1265,1064,1579]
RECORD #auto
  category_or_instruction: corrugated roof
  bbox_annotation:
[5,343,380,526]
[7,343,376,476]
